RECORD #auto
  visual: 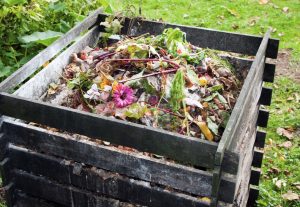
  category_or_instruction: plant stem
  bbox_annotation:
[105,58,180,69]
[119,68,178,83]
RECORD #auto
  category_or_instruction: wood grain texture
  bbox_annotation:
[0,8,103,93]
[15,191,65,207]
[0,95,239,173]
[99,14,279,58]
[13,170,209,207]
[3,120,236,201]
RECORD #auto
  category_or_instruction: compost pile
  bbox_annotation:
[50,28,242,142]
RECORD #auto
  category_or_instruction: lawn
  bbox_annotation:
[1,0,299,206]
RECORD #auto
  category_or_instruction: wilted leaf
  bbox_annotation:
[282,7,289,13]
[19,31,63,46]
[279,141,293,149]
[207,117,219,135]
[276,127,293,139]
[227,8,239,17]
[273,178,286,189]
[125,103,148,119]
[232,24,239,30]
[282,191,299,201]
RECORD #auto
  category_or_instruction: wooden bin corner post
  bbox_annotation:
[210,29,278,207]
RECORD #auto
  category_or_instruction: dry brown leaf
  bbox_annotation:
[282,191,299,201]
[259,0,269,5]
[292,182,300,190]
[276,127,294,139]
[287,96,294,101]
[279,141,293,149]
[282,7,289,13]
[274,179,286,189]
[232,24,239,30]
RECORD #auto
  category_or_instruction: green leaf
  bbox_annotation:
[0,66,12,78]
[170,69,185,111]
[127,44,148,59]
[207,117,219,135]
[220,111,230,128]
[125,103,148,119]
[186,68,199,85]
[3,0,27,5]
[209,84,223,92]
[19,31,63,46]
[217,92,227,104]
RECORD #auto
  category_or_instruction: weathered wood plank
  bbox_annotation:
[15,191,65,207]
[3,120,236,200]
[257,109,269,128]
[0,132,7,160]
[100,14,279,58]
[259,87,272,106]
[252,148,264,168]
[14,27,101,99]
[0,8,104,93]
[13,170,209,207]
[0,95,239,173]
[263,64,276,83]
[254,130,266,148]
[250,167,261,186]
[0,158,11,186]
[8,146,214,206]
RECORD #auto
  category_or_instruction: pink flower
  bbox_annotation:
[113,84,135,108]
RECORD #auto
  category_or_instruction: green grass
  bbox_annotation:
[110,0,300,60]
[0,1,299,206]
[258,77,300,207]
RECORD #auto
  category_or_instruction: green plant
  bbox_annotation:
[0,0,112,82]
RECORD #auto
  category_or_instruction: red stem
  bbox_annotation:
[105,58,180,69]
[118,68,178,83]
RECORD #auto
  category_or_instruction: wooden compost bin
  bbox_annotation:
[0,9,279,207]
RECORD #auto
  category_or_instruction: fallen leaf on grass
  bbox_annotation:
[282,7,289,13]
[292,182,300,190]
[287,96,294,101]
[227,8,239,17]
[282,191,299,201]
[273,178,286,189]
[278,33,284,37]
[259,0,269,5]
[279,141,293,149]
[232,24,239,30]
[276,127,294,139]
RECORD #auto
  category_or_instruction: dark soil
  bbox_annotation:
[272,49,300,83]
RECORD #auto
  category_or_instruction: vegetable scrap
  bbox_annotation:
[48,26,243,142]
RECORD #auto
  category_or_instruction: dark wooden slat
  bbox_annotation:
[259,87,272,106]
[3,121,236,200]
[0,95,239,173]
[0,158,11,186]
[257,109,269,128]
[263,64,276,83]
[252,149,264,168]
[212,29,270,207]
[13,170,209,207]
[250,168,261,186]
[9,146,212,206]
[254,130,266,148]
[15,191,65,207]
[0,132,7,160]
[247,186,259,207]
[0,8,103,93]
[103,14,279,58]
